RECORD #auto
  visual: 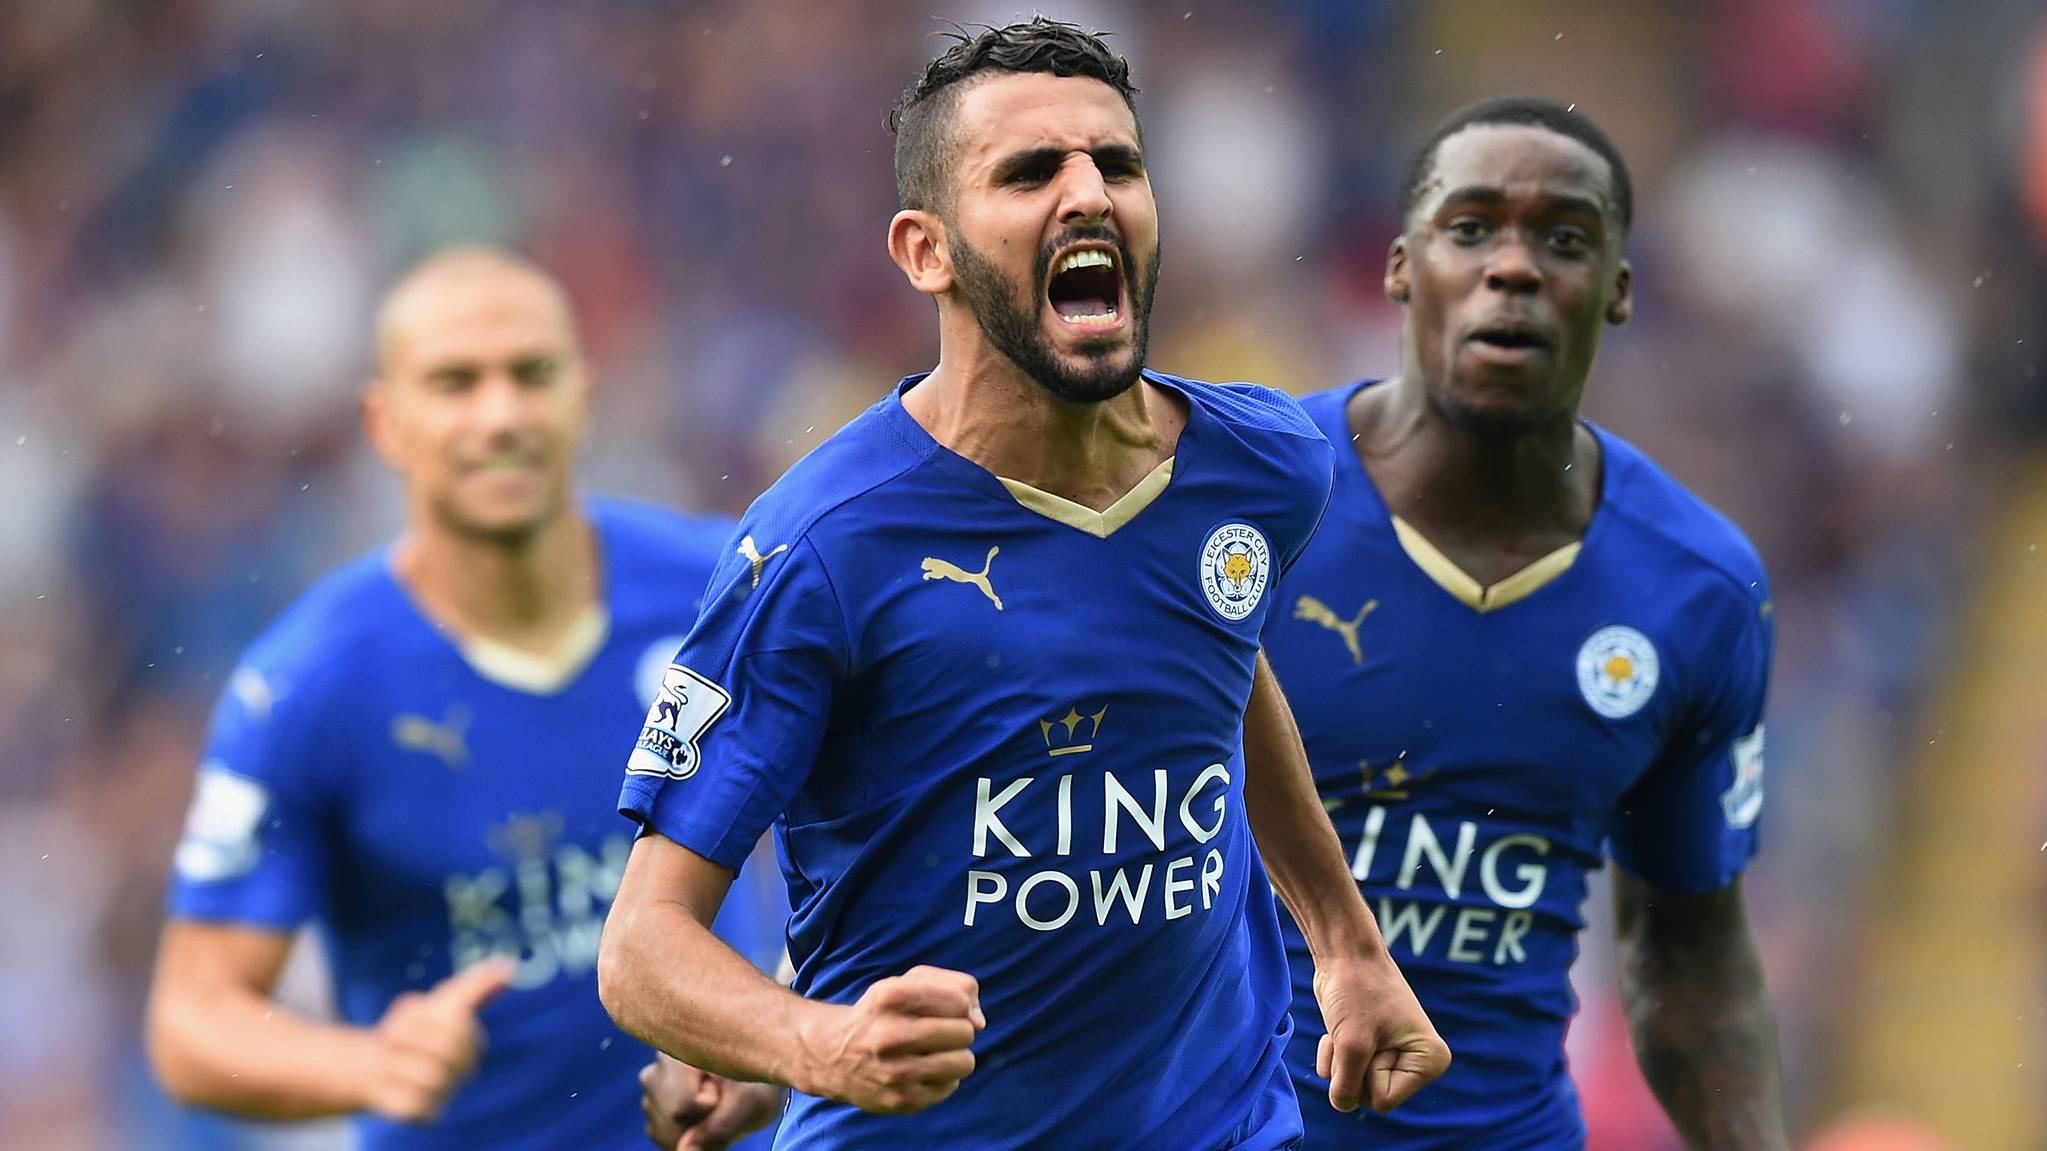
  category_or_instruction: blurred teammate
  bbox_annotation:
[147,247,783,1151]
[1263,97,1788,1148]
[600,19,1447,1151]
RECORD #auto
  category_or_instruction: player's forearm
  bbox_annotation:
[598,867,825,1092]
[1241,652,1384,961]
[149,982,383,1119]
[1616,877,1788,1150]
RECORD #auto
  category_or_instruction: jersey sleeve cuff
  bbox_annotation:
[618,775,757,872]
[163,887,311,932]
[1610,834,1758,895]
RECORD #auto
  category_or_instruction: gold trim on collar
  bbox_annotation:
[456,604,611,695]
[998,456,1175,539]
[1390,516,1581,614]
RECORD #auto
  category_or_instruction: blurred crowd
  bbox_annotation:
[3,1,2043,1147]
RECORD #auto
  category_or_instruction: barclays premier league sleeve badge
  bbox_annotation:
[627,664,731,780]
[1199,522,1271,622]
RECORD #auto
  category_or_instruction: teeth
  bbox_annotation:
[1064,308,1119,327]
[1055,249,1114,275]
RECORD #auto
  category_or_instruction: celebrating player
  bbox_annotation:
[600,18,1448,1150]
[147,247,783,1151]
[1263,97,1788,1148]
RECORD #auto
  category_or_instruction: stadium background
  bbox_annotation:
[1,1,2042,1147]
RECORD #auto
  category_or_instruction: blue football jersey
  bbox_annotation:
[166,497,787,1151]
[1263,382,1773,1149]
[621,372,1334,1151]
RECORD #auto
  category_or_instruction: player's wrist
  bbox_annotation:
[784,999,849,1099]
[1294,892,1388,966]
[332,1025,398,1114]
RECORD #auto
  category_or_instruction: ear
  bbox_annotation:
[1605,258,1633,326]
[887,209,953,296]
[1384,235,1412,306]
[360,380,403,468]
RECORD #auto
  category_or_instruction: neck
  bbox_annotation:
[1356,370,1595,537]
[393,505,598,652]
[902,323,1179,511]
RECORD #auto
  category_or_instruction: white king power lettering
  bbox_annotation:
[962,765,1232,932]
[444,817,633,988]
[1347,805,1552,967]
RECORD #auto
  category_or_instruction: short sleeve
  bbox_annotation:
[1610,594,1774,893]
[1279,433,1336,577]
[165,666,336,929]
[619,534,848,870]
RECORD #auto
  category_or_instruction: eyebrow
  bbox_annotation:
[990,142,1144,183]
[1435,186,1607,221]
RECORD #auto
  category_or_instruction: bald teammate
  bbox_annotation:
[147,247,781,1150]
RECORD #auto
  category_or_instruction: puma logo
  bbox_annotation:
[737,535,789,588]
[1294,595,1379,665]
[921,546,1003,611]
[392,705,472,767]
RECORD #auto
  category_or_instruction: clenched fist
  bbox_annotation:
[640,1052,785,1150]
[357,957,516,1122]
[795,965,984,1115]
[1312,953,1451,1114]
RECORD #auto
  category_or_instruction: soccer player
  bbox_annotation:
[599,18,1449,1151]
[1263,97,1788,1148]
[147,247,782,1151]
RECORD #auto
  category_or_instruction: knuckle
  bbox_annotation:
[876,1088,917,1114]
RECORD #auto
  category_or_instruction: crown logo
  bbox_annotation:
[1360,755,1436,801]
[1039,705,1108,758]
[488,811,564,865]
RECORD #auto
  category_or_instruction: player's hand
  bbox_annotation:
[640,1052,785,1150]
[794,964,983,1115]
[1312,952,1450,1114]
[359,956,516,1122]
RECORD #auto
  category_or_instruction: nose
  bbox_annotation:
[1483,232,1541,294]
[471,372,531,438]
[1056,155,1112,227]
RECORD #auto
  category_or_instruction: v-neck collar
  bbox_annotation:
[381,505,617,696]
[1325,378,1615,616]
[887,371,1194,538]
[1388,516,1583,614]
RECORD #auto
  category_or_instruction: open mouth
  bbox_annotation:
[1046,247,1124,329]
[1467,323,1552,354]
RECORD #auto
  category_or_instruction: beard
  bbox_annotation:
[948,223,1161,404]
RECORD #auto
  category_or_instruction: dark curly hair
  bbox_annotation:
[1401,95,1633,235]
[886,17,1138,212]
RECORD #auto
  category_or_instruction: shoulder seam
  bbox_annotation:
[1601,493,1768,606]
[775,417,937,549]
[797,534,857,669]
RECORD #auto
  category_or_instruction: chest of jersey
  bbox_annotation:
[1269,518,1686,825]
[814,473,1292,814]
[1262,507,1699,978]
[325,628,683,992]
[775,466,1298,960]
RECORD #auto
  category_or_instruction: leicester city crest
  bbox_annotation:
[1200,522,1271,622]
[1576,624,1659,719]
